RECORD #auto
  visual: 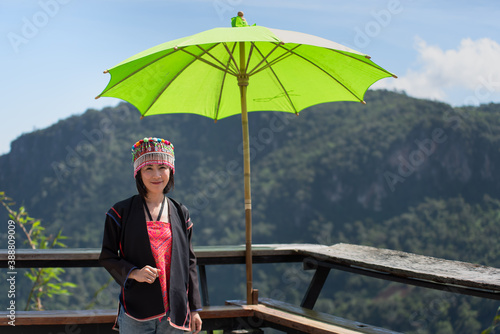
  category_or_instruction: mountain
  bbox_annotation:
[1,90,499,333]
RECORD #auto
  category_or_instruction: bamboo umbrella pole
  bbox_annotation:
[238,41,253,305]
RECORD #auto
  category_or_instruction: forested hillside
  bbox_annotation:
[1,90,499,333]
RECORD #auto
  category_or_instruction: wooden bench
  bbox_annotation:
[228,298,402,334]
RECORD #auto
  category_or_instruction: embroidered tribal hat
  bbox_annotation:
[131,137,175,177]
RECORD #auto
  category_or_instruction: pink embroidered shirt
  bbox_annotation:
[146,220,172,313]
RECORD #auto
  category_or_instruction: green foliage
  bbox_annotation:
[84,276,114,310]
[482,306,500,334]
[0,191,77,310]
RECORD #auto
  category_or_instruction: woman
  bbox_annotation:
[99,137,202,333]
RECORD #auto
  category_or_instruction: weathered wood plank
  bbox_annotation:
[0,309,116,326]
[0,248,100,262]
[299,243,500,291]
[0,244,322,259]
[194,244,307,265]
[253,305,361,334]
[228,300,393,334]
[258,298,401,334]
[0,244,315,267]
[198,305,254,319]
[0,305,253,326]
[228,299,401,334]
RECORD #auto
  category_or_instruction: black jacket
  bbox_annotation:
[99,195,202,330]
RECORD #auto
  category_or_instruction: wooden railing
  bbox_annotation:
[1,243,499,333]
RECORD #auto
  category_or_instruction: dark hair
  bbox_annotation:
[135,168,175,198]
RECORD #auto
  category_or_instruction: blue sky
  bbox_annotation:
[1,0,500,155]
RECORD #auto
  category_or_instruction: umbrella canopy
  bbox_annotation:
[96,25,396,304]
[97,26,395,119]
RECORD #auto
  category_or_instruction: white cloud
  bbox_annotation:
[373,37,500,106]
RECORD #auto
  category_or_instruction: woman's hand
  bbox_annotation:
[190,311,202,334]
[129,265,159,283]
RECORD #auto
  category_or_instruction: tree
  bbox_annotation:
[0,191,76,310]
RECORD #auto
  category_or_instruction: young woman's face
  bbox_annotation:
[140,164,170,195]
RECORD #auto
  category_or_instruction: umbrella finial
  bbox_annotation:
[231,11,255,27]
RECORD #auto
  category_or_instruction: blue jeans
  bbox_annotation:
[117,306,184,334]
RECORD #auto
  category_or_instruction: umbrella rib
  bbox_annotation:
[329,48,397,78]
[97,50,177,98]
[222,42,242,76]
[143,43,240,118]
[142,43,223,117]
[178,47,238,76]
[98,44,232,99]
[213,42,238,121]
[214,57,232,122]
[249,53,293,77]
[245,42,255,74]
[252,44,299,114]
[248,44,297,77]
[277,44,366,103]
[226,42,240,75]
[141,54,200,117]
[196,44,238,76]
[247,42,285,76]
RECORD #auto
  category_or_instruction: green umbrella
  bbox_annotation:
[96,24,396,304]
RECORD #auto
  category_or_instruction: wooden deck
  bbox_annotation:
[1,243,499,333]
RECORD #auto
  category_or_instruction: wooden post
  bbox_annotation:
[238,41,253,305]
